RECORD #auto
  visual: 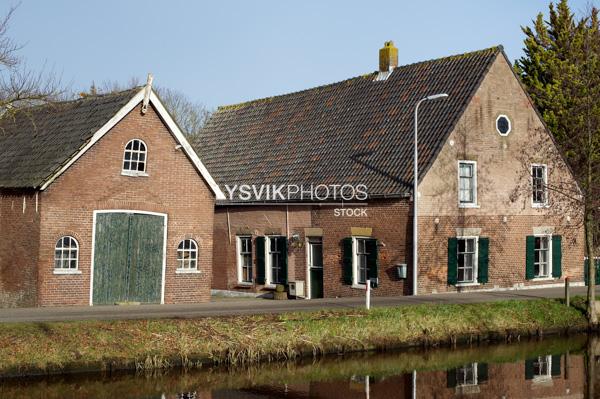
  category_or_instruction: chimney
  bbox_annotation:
[379,41,398,72]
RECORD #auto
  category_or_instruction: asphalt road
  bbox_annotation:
[0,285,594,323]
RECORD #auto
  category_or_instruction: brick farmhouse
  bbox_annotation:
[197,43,584,299]
[0,87,224,307]
[0,42,586,307]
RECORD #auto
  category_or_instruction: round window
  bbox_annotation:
[496,115,511,136]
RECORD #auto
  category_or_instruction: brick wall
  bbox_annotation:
[213,205,311,292]
[0,190,40,307]
[37,103,215,306]
[417,54,585,294]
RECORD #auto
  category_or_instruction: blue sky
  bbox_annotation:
[6,0,596,108]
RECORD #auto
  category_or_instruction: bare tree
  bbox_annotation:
[0,4,64,119]
[89,77,212,137]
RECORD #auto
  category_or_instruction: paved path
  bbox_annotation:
[0,285,594,323]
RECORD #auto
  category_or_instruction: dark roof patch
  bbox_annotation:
[0,88,139,188]
[196,46,502,199]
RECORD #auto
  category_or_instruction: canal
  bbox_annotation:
[1,334,596,398]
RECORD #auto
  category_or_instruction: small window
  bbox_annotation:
[532,164,548,207]
[54,236,79,271]
[268,236,286,285]
[123,139,147,174]
[458,161,477,207]
[355,238,368,285]
[177,239,198,270]
[457,237,477,283]
[534,236,551,278]
[237,236,253,283]
[456,363,478,387]
[533,355,552,381]
[496,115,511,135]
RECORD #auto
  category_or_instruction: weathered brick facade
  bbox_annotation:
[0,191,40,307]
[0,101,216,307]
[210,53,585,298]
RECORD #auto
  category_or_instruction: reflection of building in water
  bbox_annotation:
[209,354,584,399]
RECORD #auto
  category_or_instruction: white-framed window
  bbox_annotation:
[354,238,368,286]
[122,139,148,176]
[54,236,79,273]
[457,236,478,283]
[236,236,253,284]
[458,161,477,207]
[496,114,511,136]
[532,164,548,207]
[456,363,478,387]
[533,355,552,381]
[534,235,552,278]
[267,236,286,285]
[177,239,198,271]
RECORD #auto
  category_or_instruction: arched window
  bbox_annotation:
[54,236,79,271]
[123,139,147,174]
[177,239,198,271]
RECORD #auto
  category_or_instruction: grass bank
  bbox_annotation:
[0,298,588,377]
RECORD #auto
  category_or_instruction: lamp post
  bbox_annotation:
[413,93,448,296]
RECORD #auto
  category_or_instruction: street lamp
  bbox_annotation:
[413,93,448,296]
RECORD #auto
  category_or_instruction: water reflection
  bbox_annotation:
[0,334,594,398]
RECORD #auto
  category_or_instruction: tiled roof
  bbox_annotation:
[196,46,502,199]
[0,88,139,188]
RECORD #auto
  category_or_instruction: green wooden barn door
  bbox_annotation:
[93,213,131,305]
[93,212,164,305]
[127,214,164,303]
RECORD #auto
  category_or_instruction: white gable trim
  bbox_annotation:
[40,88,226,200]
[148,91,225,199]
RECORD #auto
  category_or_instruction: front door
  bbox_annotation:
[92,212,165,305]
[308,237,323,298]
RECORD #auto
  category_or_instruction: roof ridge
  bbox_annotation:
[215,45,503,112]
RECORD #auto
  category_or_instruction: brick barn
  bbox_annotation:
[0,86,224,307]
[197,43,585,299]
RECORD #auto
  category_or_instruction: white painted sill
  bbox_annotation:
[175,269,201,275]
[455,282,480,287]
[532,203,550,209]
[352,284,367,290]
[53,269,82,275]
[121,171,149,177]
[458,203,480,209]
[531,276,554,282]
[236,282,253,287]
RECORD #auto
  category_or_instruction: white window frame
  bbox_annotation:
[456,236,478,286]
[352,237,370,289]
[122,139,149,177]
[533,355,552,382]
[176,239,200,274]
[456,362,479,387]
[495,114,512,136]
[458,160,478,208]
[53,236,81,275]
[533,234,552,279]
[265,236,285,287]
[305,236,323,299]
[531,164,549,208]
[236,236,253,285]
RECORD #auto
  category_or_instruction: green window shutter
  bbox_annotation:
[552,235,562,278]
[446,369,457,388]
[585,258,600,285]
[366,238,379,287]
[447,238,458,285]
[477,237,489,284]
[477,363,488,383]
[278,237,288,285]
[525,359,535,380]
[342,238,353,285]
[525,236,535,280]
[551,355,561,376]
[255,237,265,284]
